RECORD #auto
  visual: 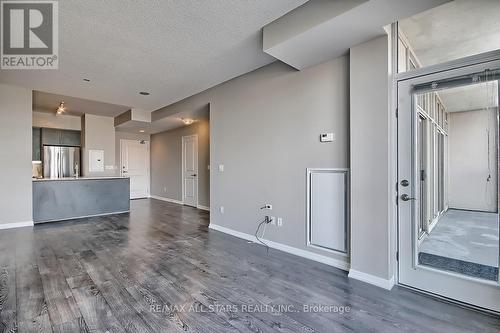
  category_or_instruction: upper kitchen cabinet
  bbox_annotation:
[60,129,82,146]
[41,128,60,146]
[41,128,81,147]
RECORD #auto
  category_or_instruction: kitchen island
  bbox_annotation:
[33,177,130,223]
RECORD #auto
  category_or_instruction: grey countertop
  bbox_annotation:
[33,176,128,182]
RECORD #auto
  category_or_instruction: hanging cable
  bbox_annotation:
[254,218,270,254]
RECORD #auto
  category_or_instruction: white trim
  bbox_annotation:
[197,205,210,211]
[150,195,210,212]
[0,221,34,230]
[182,134,199,208]
[150,195,183,205]
[390,22,400,285]
[306,168,349,256]
[348,269,395,290]
[209,223,350,271]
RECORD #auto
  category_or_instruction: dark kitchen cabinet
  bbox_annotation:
[32,127,41,161]
[41,128,81,147]
[41,128,60,146]
[60,130,81,146]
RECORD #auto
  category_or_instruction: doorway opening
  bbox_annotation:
[397,63,500,312]
[395,0,500,312]
[149,105,210,212]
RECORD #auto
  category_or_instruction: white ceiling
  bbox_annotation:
[0,0,307,111]
[439,81,498,113]
[399,0,500,67]
[33,91,130,117]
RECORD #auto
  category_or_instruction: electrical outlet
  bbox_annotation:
[220,206,225,214]
[277,217,283,227]
[270,216,276,225]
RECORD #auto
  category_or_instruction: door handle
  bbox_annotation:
[400,194,416,201]
[123,170,128,173]
[192,174,197,177]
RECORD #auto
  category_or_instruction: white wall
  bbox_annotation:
[154,56,350,266]
[33,111,81,130]
[349,36,393,284]
[448,108,498,212]
[0,84,33,226]
[82,114,117,176]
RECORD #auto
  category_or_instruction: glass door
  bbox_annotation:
[398,62,500,312]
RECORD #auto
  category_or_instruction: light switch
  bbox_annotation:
[218,164,224,172]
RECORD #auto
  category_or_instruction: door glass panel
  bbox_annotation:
[415,80,499,281]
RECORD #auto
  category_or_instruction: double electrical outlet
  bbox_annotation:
[266,215,283,227]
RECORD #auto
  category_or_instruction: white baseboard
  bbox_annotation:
[150,195,210,212]
[0,221,34,230]
[209,223,350,271]
[348,269,395,290]
[197,205,210,211]
[150,195,183,205]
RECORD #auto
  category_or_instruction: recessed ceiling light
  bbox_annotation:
[139,130,145,133]
[83,78,90,82]
[139,91,150,96]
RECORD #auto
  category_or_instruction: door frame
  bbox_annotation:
[182,134,199,207]
[120,139,150,199]
[390,22,500,283]
[396,56,500,312]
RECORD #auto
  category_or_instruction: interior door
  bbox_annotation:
[398,61,500,312]
[121,140,150,199]
[182,135,198,207]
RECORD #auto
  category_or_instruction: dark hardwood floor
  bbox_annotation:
[0,198,498,332]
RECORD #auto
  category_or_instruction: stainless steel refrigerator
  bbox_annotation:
[43,146,81,178]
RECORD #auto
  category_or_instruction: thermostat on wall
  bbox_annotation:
[320,133,335,142]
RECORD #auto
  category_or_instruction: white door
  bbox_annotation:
[398,60,500,312]
[182,135,198,207]
[121,140,150,199]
